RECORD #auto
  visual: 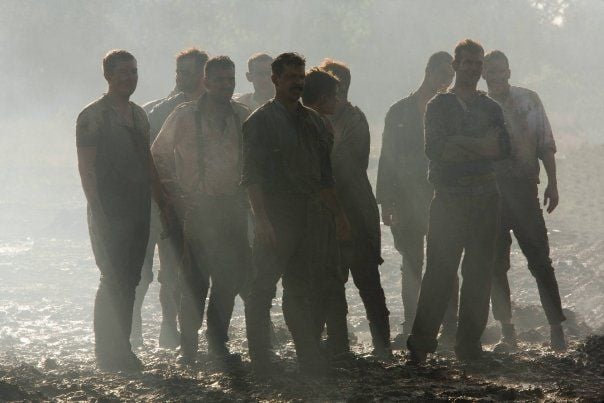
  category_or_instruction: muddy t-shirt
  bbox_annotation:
[76,95,151,220]
[493,86,556,183]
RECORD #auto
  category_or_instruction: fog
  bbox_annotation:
[1,0,604,400]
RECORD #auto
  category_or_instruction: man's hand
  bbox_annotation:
[381,203,397,226]
[335,211,352,241]
[544,182,559,214]
[255,216,277,247]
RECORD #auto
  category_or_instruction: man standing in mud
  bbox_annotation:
[242,53,350,376]
[406,40,510,362]
[482,50,566,351]
[131,48,209,349]
[301,67,351,361]
[152,56,251,365]
[376,52,458,348]
[235,53,274,111]
[320,59,392,358]
[76,50,172,371]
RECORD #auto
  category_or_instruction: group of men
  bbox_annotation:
[76,38,566,375]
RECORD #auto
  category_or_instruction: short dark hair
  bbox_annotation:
[454,39,484,62]
[204,55,235,78]
[425,51,453,73]
[271,52,305,76]
[484,50,509,68]
[103,49,135,76]
[247,52,273,72]
[176,48,210,70]
[319,58,351,98]
[302,68,339,105]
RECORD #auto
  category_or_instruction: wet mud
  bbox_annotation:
[1,145,604,401]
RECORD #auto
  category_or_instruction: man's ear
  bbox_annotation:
[452,59,459,72]
[246,72,253,83]
[271,73,279,86]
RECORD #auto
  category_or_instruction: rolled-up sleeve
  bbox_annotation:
[240,114,267,188]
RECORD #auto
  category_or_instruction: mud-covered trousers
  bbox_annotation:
[245,193,325,369]
[89,210,150,359]
[177,195,251,356]
[131,202,179,340]
[491,179,565,325]
[390,197,458,335]
[407,186,499,353]
[309,202,349,354]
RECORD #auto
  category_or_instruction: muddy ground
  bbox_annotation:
[1,144,603,401]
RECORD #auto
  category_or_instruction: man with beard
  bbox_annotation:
[376,52,458,348]
[235,53,275,111]
[77,50,172,371]
[301,67,351,361]
[242,53,350,377]
[151,56,251,365]
[131,48,209,349]
[406,40,510,363]
[320,59,392,358]
[482,50,566,351]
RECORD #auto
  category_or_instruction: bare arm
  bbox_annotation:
[542,149,559,213]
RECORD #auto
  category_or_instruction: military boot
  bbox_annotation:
[550,324,567,352]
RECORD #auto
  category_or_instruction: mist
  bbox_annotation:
[1,0,604,400]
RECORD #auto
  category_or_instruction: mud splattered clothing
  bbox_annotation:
[76,95,151,360]
[330,102,390,351]
[490,86,564,326]
[376,93,457,335]
[408,92,510,355]
[152,94,251,356]
[241,100,334,369]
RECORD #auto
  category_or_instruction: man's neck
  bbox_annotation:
[488,84,511,103]
[106,90,130,108]
[184,86,205,102]
[275,95,299,114]
[451,81,478,103]
[416,79,438,108]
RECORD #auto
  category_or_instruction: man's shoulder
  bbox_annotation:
[245,100,274,123]
[510,86,542,106]
[342,103,368,126]
[131,102,148,120]
[150,92,186,116]
[78,96,107,121]
[387,94,415,117]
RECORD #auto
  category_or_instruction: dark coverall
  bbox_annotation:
[241,100,335,371]
[131,92,188,343]
[407,92,510,355]
[330,102,391,352]
[76,96,152,361]
[376,93,458,336]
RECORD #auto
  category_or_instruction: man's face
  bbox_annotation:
[453,50,484,87]
[272,64,305,102]
[317,89,339,115]
[246,59,274,95]
[482,59,510,95]
[205,66,236,103]
[176,58,203,93]
[107,59,138,97]
[429,62,454,91]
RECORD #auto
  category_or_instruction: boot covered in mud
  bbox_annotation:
[369,318,392,360]
[454,340,484,362]
[97,350,144,373]
[207,340,241,364]
[493,323,518,353]
[550,324,567,352]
